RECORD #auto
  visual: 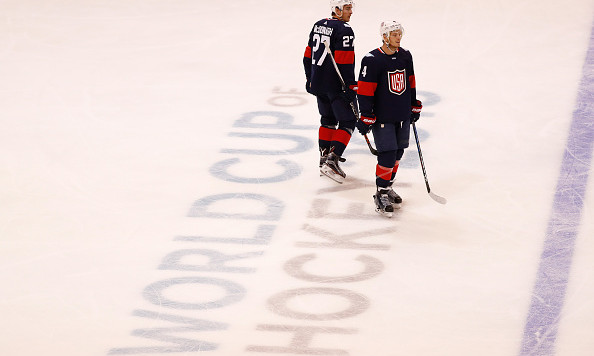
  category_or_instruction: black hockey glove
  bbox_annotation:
[356,114,375,135]
[305,80,314,95]
[411,99,423,122]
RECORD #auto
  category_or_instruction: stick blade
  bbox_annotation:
[429,191,447,205]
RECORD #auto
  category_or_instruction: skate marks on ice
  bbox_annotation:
[108,85,403,354]
[315,178,399,220]
[520,20,594,356]
[104,78,446,354]
[245,208,396,354]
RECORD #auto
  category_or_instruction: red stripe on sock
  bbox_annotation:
[319,126,335,141]
[332,129,352,146]
[376,164,392,180]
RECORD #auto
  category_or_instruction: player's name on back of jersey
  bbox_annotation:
[314,24,333,36]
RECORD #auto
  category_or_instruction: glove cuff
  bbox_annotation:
[412,99,423,113]
[360,114,376,125]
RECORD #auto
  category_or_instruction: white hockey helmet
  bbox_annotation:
[330,0,354,14]
[380,20,404,42]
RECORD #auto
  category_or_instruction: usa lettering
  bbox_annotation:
[388,69,406,95]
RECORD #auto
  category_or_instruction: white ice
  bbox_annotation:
[1,1,593,355]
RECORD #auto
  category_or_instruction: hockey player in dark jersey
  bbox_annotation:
[303,0,357,184]
[356,20,423,217]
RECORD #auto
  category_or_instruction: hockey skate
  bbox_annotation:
[320,152,346,184]
[319,154,328,168]
[374,188,394,218]
[319,148,328,177]
[387,187,402,209]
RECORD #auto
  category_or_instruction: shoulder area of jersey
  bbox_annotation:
[364,48,383,57]
[381,47,411,54]
[319,17,351,26]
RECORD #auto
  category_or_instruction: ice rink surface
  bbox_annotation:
[1,1,593,355]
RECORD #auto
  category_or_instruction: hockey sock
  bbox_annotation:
[375,164,392,187]
[319,125,335,154]
[329,128,352,157]
[390,162,399,182]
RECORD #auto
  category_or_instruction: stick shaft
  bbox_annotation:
[323,41,377,155]
[412,122,432,193]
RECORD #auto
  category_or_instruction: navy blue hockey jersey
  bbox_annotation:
[303,18,356,95]
[357,47,417,123]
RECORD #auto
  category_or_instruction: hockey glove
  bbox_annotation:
[356,114,375,135]
[305,80,314,95]
[411,99,423,122]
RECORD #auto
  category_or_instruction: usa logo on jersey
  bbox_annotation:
[388,69,406,95]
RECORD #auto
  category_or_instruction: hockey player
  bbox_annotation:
[356,20,423,217]
[303,0,357,184]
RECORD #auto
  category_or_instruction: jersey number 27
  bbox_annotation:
[311,34,330,66]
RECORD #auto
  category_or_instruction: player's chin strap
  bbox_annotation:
[383,40,398,54]
[332,7,343,20]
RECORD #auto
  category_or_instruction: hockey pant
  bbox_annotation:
[316,93,356,157]
[372,120,410,188]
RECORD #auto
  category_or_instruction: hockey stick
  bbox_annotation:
[412,122,447,204]
[363,134,378,155]
[323,40,378,156]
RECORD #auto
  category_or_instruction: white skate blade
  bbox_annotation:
[320,166,345,184]
[375,208,393,218]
